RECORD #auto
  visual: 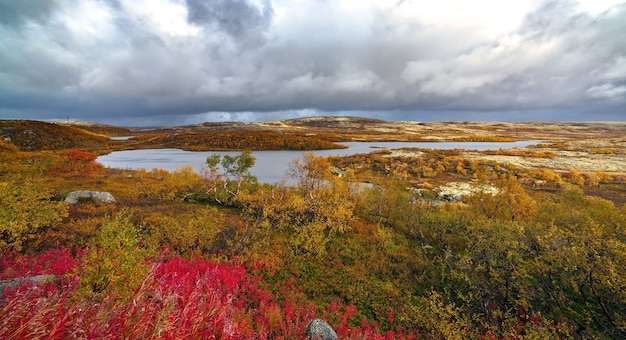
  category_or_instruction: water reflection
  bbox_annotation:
[97,141,541,184]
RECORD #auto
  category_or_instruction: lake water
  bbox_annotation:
[97,141,541,184]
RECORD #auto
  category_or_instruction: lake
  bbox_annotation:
[97,141,541,184]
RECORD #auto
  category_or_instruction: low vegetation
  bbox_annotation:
[1,119,625,339]
[0,120,112,151]
[132,130,346,151]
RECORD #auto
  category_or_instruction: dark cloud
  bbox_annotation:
[186,0,273,44]
[0,0,624,125]
[0,0,59,26]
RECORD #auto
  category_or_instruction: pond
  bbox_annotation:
[97,141,541,184]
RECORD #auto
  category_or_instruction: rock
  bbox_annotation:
[65,190,117,204]
[0,274,55,299]
[307,319,337,340]
[436,182,499,202]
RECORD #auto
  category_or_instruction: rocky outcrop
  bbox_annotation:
[65,190,117,204]
[307,319,337,340]
[436,182,499,202]
[0,275,55,299]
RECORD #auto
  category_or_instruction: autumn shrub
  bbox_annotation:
[202,151,258,205]
[529,187,626,338]
[1,251,418,339]
[358,178,422,235]
[49,149,103,178]
[137,206,224,255]
[482,148,556,158]
[590,147,618,154]
[0,247,81,280]
[229,152,360,256]
[0,120,109,151]
[0,138,19,153]
[466,172,537,222]
[136,130,344,151]
[3,124,625,339]
[76,211,151,300]
[451,135,516,142]
[135,166,207,202]
[0,181,69,251]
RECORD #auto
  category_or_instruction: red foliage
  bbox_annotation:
[49,149,102,178]
[0,247,81,280]
[1,252,417,339]
[62,149,97,163]
[137,130,345,151]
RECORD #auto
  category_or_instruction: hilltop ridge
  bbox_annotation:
[2,118,625,165]
[51,116,626,141]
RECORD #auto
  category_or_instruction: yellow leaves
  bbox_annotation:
[568,169,585,186]
[136,130,343,151]
[0,181,68,250]
[0,138,19,153]
[282,152,357,233]
[200,151,258,204]
[527,192,626,337]
[290,222,329,256]
[230,152,362,256]
[413,291,471,339]
[139,206,223,254]
[288,152,331,196]
[135,166,206,202]
[467,172,537,222]
[375,226,395,253]
[77,211,151,300]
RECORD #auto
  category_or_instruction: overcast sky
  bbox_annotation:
[0,0,625,126]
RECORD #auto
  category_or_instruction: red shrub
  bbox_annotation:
[0,247,81,280]
[1,252,419,339]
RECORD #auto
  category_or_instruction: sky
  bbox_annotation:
[0,0,625,126]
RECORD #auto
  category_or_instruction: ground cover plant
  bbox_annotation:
[1,121,625,339]
[2,246,405,339]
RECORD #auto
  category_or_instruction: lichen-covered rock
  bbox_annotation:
[65,190,117,204]
[307,319,337,340]
[0,275,55,299]
[436,182,499,202]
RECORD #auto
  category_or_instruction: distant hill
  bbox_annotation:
[280,116,388,128]
[2,117,625,151]
[54,121,134,136]
[121,116,391,135]
[0,120,112,151]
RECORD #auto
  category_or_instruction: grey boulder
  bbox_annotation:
[307,319,337,340]
[0,274,56,299]
[65,190,117,204]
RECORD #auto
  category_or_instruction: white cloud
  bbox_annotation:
[576,0,626,16]
[388,0,543,39]
[57,1,118,43]
[587,84,626,99]
[119,0,200,38]
[332,71,379,92]
[0,0,625,122]
[401,32,562,96]
[601,56,626,79]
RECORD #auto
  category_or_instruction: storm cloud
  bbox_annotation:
[0,0,624,125]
